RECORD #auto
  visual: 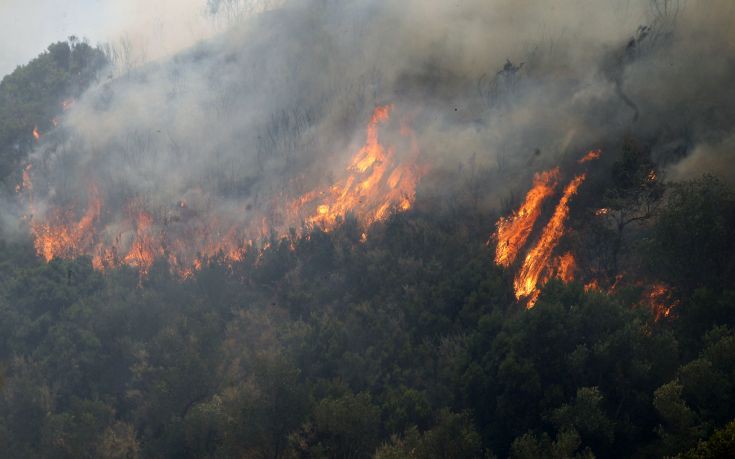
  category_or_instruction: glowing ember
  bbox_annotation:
[494,167,560,267]
[578,149,601,164]
[514,174,586,308]
[584,279,600,292]
[554,252,575,282]
[22,164,32,194]
[32,126,40,142]
[646,283,677,320]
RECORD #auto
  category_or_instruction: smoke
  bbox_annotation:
[9,0,735,267]
[667,134,735,186]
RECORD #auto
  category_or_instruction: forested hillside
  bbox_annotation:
[0,39,105,186]
[1,157,734,458]
[1,1,735,458]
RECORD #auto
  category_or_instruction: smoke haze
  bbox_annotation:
[10,0,735,271]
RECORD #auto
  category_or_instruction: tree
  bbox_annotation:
[375,409,486,459]
[295,392,381,458]
[647,175,735,293]
[600,137,664,278]
[680,419,735,459]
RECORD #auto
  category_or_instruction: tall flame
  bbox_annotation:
[23,104,424,277]
[300,104,423,229]
[494,167,560,267]
[493,150,601,308]
[514,173,586,308]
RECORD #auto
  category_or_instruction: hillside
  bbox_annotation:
[1,1,735,458]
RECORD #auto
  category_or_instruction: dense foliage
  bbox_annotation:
[1,43,735,459]
[0,174,733,458]
[0,38,106,185]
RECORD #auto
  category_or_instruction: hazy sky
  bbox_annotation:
[0,0,213,78]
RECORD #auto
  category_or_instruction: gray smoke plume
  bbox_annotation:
[9,0,735,267]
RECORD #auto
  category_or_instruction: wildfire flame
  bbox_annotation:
[493,149,602,308]
[32,126,40,142]
[578,149,601,164]
[646,283,677,320]
[554,252,576,283]
[494,167,560,267]
[492,149,676,314]
[299,104,423,229]
[514,174,586,307]
[31,184,102,263]
[584,279,599,292]
[23,104,424,277]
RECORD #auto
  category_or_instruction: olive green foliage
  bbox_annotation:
[1,44,735,459]
[0,39,106,183]
[680,419,735,459]
[0,174,733,458]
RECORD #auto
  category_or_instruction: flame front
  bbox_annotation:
[31,184,102,263]
[514,174,585,307]
[23,104,424,277]
[300,104,423,229]
[494,167,560,267]
[646,283,677,320]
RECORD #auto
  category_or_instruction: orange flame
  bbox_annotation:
[31,184,101,263]
[494,149,602,308]
[122,210,159,275]
[646,283,677,320]
[299,104,424,229]
[514,174,586,308]
[554,252,575,283]
[494,167,560,267]
[24,104,424,278]
[32,126,40,142]
[578,149,601,164]
[584,279,600,292]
